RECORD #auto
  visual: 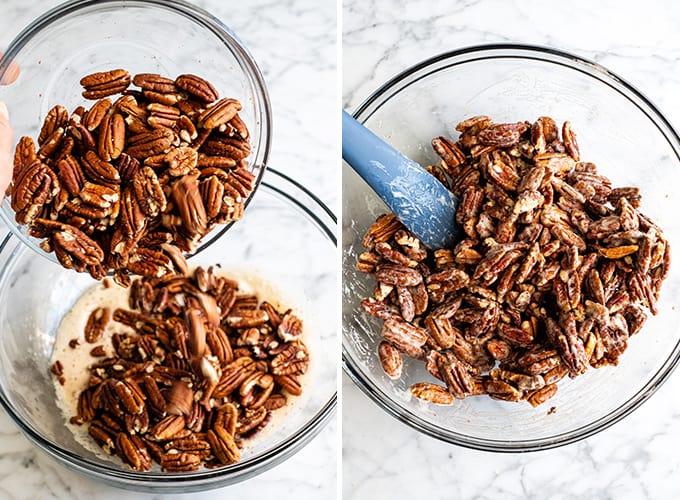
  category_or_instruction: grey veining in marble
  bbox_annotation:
[0,0,337,499]
[343,1,680,499]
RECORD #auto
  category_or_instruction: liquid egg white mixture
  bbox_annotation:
[50,269,314,460]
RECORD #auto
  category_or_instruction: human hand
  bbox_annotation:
[0,51,20,203]
[0,102,12,202]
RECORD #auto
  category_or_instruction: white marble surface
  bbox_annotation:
[0,0,336,499]
[343,1,680,499]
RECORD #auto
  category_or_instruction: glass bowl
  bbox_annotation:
[342,44,680,452]
[0,0,272,264]
[0,169,336,492]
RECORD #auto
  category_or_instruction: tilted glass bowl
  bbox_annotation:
[342,44,680,451]
[0,0,272,264]
[0,169,337,491]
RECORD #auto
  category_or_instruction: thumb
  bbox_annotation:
[0,101,13,203]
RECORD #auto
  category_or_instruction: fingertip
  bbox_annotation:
[2,62,20,85]
[0,101,8,121]
[0,50,20,85]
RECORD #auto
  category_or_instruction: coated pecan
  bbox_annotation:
[357,114,671,408]
[478,122,528,147]
[381,318,428,358]
[378,341,403,378]
[113,379,146,415]
[270,342,309,376]
[85,307,111,343]
[240,371,275,408]
[375,263,422,287]
[273,374,302,397]
[432,135,466,171]
[436,351,475,399]
[236,406,268,435]
[88,422,116,454]
[527,384,558,407]
[410,382,455,405]
[164,435,211,459]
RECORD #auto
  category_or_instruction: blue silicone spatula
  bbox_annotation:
[342,110,460,249]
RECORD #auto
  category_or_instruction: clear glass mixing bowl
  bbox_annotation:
[342,44,680,451]
[0,0,272,264]
[0,169,336,491]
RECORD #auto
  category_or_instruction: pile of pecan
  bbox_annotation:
[55,266,309,472]
[358,115,670,408]
[10,69,255,284]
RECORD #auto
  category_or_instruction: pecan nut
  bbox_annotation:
[197,98,242,129]
[98,112,126,161]
[175,74,219,103]
[207,425,240,465]
[133,166,167,217]
[410,382,455,405]
[81,69,131,99]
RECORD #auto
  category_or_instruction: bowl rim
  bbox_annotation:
[0,0,273,266]
[0,168,337,491]
[342,42,680,452]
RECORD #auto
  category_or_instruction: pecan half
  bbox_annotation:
[172,174,207,239]
[133,166,167,217]
[98,112,126,161]
[81,150,120,185]
[117,433,152,471]
[83,98,112,131]
[133,73,177,94]
[410,382,455,405]
[126,128,175,159]
[81,69,131,99]
[197,98,242,129]
[378,341,403,378]
[85,307,111,343]
[11,161,59,224]
[207,425,240,465]
[165,146,198,176]
[39,105,69,145]
[175,74,219,103]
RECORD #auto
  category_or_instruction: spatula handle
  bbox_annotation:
[342,110,459,249]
